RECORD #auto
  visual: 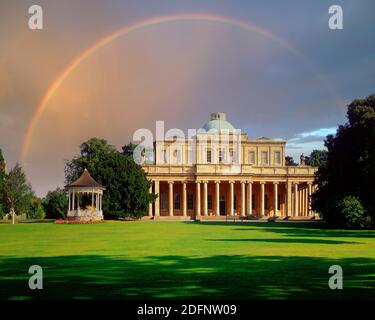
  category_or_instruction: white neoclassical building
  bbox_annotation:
[143,112,317,220]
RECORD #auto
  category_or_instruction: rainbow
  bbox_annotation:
[21,13,304,163]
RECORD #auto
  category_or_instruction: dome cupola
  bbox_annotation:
[202,112,235,131]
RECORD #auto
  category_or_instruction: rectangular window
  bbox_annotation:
[249,151,255,164]
[234,194,237,210]
[208,194,213,210]
[230,149,236,163]
[161,193,167,210]
[174,149,181,164]
[188,193,194,210]
[162,149,168,164]
[206,149,212,163]
[174,194,181,210]
[265,194,268,210]
[274,151,281,165]
[188,148,195,164]
[252,194,256,210]
[261,151,269,165]
[218,148,225,163]
[277,194,281,211]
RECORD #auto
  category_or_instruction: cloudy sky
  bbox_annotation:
[0,0,374,196]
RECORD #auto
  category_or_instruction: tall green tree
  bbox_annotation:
[43,188,68,219]
[285,156,297,166]
[305,150,328,167]
[3,164,33,224]
[0,148,5,217]
[65,138,155,219]
[312,94,375,228]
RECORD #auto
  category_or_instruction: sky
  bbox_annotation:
[0,0,374,196]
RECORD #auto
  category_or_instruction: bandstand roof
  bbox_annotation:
[67,169,105,190]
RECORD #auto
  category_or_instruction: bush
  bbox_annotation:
[28,199,46,219]
[336,196,371,229]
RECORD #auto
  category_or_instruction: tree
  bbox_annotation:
[65,138,155,219]
[305,150,328,167]
[43,188,68,219]
[121,143,137,158]
[336,196,370,229]
[312,94,375,228]
[28,197,46,219]
[122,143,154,164]
[0,148,5,217]
[3,164,33,224]
[285,156,297,166]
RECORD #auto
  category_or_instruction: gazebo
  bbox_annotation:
[66,169,106,221]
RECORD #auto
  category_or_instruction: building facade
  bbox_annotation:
[143,113,317,219]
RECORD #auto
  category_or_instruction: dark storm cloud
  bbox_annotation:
[0,0,374,196]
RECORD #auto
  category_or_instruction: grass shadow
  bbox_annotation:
[0,254,374,300]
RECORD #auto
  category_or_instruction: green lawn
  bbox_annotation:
[0,221,374,300]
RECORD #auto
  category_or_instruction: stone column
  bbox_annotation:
[304,187,307,216]
[247,181,252,215]
[182,181,187,216]
[308,182,312,216]
[229,181,234,216]
[148,182,153,217]
[273,182,278,216]
[240,181,246,216]
[260,182,265,216]
[196,181,201,217]
[154,181,160,216]
[286,181,292,217]
[215,181,220,216]
[168,181,174,216]
[294,183,299,216]
[203,181,208,216]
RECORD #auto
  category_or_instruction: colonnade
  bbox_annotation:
[148,180,316,217]
[68,189,103,212]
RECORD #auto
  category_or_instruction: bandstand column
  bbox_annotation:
[92,190,94,208]
[182,181,187,216]
[229,181,234,216]
[240,181,246,216]
[168,181,174,216]
[203,181,208,216]
[260,182,265,216]
[215,181,220,216]
[68,190,71,211]
[274,182,278,216]
[72,191,75,211]
[196,181,201,217]
[294,183,299,216]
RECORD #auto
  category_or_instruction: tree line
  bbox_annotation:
[1,93,374,228]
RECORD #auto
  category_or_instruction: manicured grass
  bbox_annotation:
[0,221,374,300]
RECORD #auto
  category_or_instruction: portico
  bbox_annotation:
[146,179,315,218]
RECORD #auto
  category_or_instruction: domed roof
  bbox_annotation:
[202,112,235,131]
